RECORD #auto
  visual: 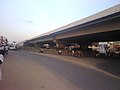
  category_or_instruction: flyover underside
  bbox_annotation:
[36,41,56,47]
[55,12,120,40]
[24,12,120,47]
[60,29,120,44]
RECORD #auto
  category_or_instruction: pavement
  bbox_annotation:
[0,66,2,80]
[0,51,120,90]
[33,52,120,79]
[1,51,80,90]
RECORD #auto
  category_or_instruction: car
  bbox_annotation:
[9,46,17,50]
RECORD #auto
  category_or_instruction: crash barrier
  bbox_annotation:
[23,47,85,58]
[23,47,120,60]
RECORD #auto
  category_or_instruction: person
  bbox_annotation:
[0,54,4,80]
[72,50,75,56]
[58,50,62,55]
[39,48,43,53]
[0,45,5,57]
[5,45,9,55]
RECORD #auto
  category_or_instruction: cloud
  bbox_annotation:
[23,20,34,23]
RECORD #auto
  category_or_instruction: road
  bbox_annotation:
[0,51,120,90]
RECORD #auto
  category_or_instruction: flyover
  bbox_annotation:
[24,4,120,48]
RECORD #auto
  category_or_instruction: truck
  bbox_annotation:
[97,42,108,56]
[88,41,120,59]
[107,41,120,59]
[97,41,120,59]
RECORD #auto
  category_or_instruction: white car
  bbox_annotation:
[9,46,17,50]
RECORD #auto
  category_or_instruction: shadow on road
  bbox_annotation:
[96,60,120,77]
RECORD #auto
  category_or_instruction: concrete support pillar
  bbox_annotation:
[53,40,65,49]
[35,42,43,48]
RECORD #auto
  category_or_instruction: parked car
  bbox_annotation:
[9,46,17,50]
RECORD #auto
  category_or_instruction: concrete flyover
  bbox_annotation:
[24,4,120,48]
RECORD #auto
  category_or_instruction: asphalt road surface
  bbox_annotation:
[0,51,120,90]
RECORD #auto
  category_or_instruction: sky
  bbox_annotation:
[0,0,120,43]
